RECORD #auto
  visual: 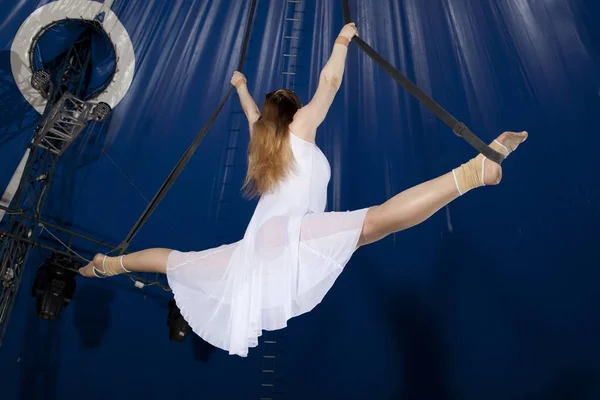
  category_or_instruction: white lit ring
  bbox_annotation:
[10,0,135,114]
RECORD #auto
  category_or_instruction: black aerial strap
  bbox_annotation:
[119,0,258,251]
[341,0,505,164]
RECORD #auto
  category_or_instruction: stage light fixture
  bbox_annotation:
[167,299,191,342]
[31,253,79,320]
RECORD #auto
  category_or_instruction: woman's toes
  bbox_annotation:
[79,262,95,277]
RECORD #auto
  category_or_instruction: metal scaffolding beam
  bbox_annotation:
[33,93,95,155]
[0,18,114,346]
[0,144,56,345]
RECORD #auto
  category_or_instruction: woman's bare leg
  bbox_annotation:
[359,172,459,245]
[79,248,172,277]
[359,131,528,246]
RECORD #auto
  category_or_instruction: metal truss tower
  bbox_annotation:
[0,20,111,346]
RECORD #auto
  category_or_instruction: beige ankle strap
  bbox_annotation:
[119,256,131,274]
[452,157,484,196]
[452,139,511,196]
[93,255,131,278]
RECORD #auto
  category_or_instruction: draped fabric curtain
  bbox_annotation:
[0,0,598,399]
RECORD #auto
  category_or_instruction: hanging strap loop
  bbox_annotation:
[119,0,259,252]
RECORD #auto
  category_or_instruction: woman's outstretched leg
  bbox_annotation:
[359,131,528,246]
[79,248,172,277]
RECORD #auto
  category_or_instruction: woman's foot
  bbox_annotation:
[79,253,130,278]
[483,131,529,186]
[453,130,528,195]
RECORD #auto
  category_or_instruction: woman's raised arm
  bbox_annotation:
[290,22,358,142]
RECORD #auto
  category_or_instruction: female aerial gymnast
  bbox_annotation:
[80,22,527,356]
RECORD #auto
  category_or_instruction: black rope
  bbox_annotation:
[119,0,259,251]
[341,0,505,164]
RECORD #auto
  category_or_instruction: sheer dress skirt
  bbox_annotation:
[166,207,369,357]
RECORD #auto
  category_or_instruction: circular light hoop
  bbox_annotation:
[11,0,135,114]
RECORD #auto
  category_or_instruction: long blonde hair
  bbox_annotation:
[242,89,302,198]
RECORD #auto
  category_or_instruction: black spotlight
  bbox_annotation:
[167,300,191,342]
[31,253,80,320]
[91,101,111,121]
[31,69,52,98]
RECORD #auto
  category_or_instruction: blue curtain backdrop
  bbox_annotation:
[0,0,599,399]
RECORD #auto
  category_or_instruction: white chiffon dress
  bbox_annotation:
[166,132,369,357]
